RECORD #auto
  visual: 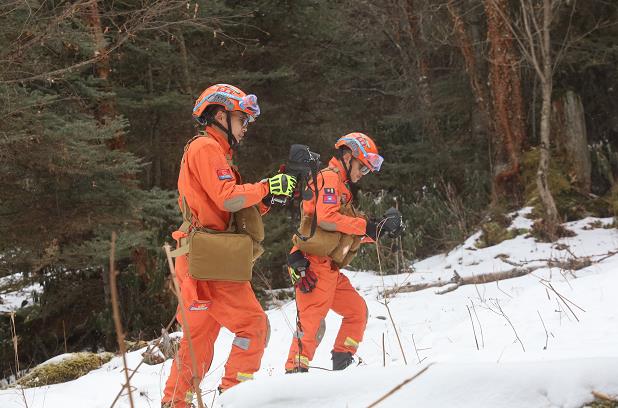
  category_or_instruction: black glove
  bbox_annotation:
[262,193,290,207]
[382,207,404,238]
[365,207,404,240]
[287,250,317,293]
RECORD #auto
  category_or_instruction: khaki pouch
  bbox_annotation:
[292,214,341,256]
[330,235,363,266]
[188,230,254,281]
[234,206,265,263]
[333,235,363,267]
[234,206,264,243]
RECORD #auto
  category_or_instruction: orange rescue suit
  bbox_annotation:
[285,157,370,371]
[163,127,270,407]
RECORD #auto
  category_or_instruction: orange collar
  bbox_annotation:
[205,125,233,157]
[328,157,349,184]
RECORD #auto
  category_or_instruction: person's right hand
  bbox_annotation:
[365,207,404,240]
[381,207,404,238]
[287,250,317,293]
[267,173,297,197]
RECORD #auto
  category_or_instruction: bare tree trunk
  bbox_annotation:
[484,0,526,204]
[536,0,560,237]
[401,0,441,141]
[449,0,525,204]
[176,30,193,96]
[87,0,125,149]
[447,0,490,117]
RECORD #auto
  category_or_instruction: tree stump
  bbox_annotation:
[552,90,591,193]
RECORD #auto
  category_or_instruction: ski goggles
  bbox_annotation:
[339,137,384,173]
[359,153,384,174]
[239,94,260,120]
[238,112,251,128]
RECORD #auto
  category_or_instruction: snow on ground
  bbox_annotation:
[2,209,618,407]
[0,273,41,313]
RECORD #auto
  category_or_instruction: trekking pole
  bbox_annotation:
[163,243,206,408]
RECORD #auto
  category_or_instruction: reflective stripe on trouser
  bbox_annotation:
[285,256,367,370]
[163,256,268,405]
[236,372,254,382]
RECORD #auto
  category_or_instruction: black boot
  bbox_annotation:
[331,351,355,371]
[285,366,309,374]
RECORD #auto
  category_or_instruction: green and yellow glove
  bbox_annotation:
[267,173,297,197]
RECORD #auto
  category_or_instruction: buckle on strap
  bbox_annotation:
[169,235,190,258]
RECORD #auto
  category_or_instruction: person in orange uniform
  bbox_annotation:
[285,132,404,373]
[162,84,297,408]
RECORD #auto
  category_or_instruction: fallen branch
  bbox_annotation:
[366,363,434,408]
[384,258,589,297]
[439,266,544,296]
[385,249,618,297]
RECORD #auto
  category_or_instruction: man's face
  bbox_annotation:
[215,110,250,143]
[349,158,364,183]
[343,152,368,183]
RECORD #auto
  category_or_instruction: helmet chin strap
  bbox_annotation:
[336,148,354,184]
[211,111,239,150]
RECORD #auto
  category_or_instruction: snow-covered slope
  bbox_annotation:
[2,209,618,407]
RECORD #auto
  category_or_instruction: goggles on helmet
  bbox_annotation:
[339,137,384,172]
[193,92,260,122]
[237,112,250,128]
[239,94,260,120]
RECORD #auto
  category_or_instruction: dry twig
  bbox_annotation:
[537,310,549,350]
[375,220,408,366]
[163,243,206,408]
[411,333,424,364]
[466,305,479,351]
[491,298,525,352]
[469,299,484,348]
[109,316,176,408]
[109,232,135,408]
[366,363,434,408]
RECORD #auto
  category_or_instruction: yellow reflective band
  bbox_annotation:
[344,336,359,348]
[236,372,254,382]
[294,354,310,367]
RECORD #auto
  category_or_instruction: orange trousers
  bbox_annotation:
[162,256,269,408]
[285,255,367,370]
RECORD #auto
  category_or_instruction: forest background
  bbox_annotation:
[1,0,617,379]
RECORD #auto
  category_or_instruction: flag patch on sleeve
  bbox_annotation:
[323,194,337,204]
[216,168,233,180]
[324,187,335,194]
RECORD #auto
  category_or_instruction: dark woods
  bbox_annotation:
[1,0,616,378]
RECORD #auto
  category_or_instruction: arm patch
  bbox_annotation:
[217,168,233,180]
[323,194,337,204]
